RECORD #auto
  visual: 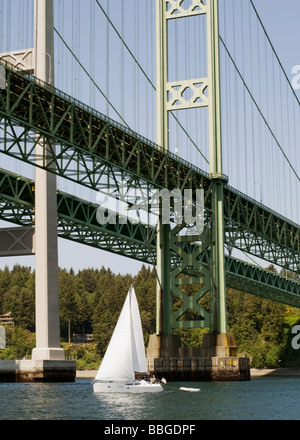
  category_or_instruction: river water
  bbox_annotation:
[0,376,300,421]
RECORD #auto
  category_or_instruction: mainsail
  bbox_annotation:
[95,286,147,382]
[130,287,147,374]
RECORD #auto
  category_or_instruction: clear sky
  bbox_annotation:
[253,0,300,77]
[0,0,299,275]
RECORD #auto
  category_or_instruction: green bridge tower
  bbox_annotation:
[147,0,250,381]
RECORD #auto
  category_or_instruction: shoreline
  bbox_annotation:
[250,368,300,377]
[76,370,97,378]
[76,368,300,379]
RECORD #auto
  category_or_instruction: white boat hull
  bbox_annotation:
[93,380,163,394]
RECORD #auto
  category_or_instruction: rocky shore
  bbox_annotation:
[76,368,300,379]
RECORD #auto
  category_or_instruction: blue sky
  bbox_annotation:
[0,0,299,275]
[253,0,300,77]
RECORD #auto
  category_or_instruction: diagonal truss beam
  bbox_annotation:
[0,168,299,310]
[0,61,299,274]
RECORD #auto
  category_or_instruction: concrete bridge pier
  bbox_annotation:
[0,360,76,383]
[0,0,76,382]
[147,333,250,382]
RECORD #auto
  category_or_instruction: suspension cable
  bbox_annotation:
[54,27,131,129]
[94,0,208,164]
[249,0,300,106]
[219,35,300,184]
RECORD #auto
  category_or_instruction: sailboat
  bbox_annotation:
[93,285,163,393]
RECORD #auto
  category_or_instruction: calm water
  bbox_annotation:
[0,377,300,420]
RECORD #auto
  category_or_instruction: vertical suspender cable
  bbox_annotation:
[256,13,263,202]
[106,0,109,118]
[7,0,11,52]
[240,1,247,194]
[60,0,65,92]
[145,0,150,140]
[120,0,124,120]
[77,1,81,101]
[222,1,230,180]
[135,0,139,132]
[90,0,95,109]
[248,0,256,201]
[232,5,239,188]
[0,2,3,51]
[94,0,207,163]
[71,1,75,98]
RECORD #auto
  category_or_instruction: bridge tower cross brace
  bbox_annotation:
[155,0,229,344]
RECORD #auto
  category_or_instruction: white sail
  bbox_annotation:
[95,291,134,382]
[130,287,147,374]
[95,286,147,382]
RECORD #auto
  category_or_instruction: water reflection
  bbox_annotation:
[94,393,151,420]
[1,378,300,420]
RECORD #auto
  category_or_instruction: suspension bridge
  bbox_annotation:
[0,0,299,381]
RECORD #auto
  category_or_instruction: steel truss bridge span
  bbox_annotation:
[0,167,299,309]
[0,62,299,281]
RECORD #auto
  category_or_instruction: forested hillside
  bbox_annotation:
[0,263,299,369]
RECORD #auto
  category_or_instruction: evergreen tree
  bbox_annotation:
[59,269,80,342]
[0,263,298,369]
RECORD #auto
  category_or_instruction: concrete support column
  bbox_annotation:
[31,0,64,361]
